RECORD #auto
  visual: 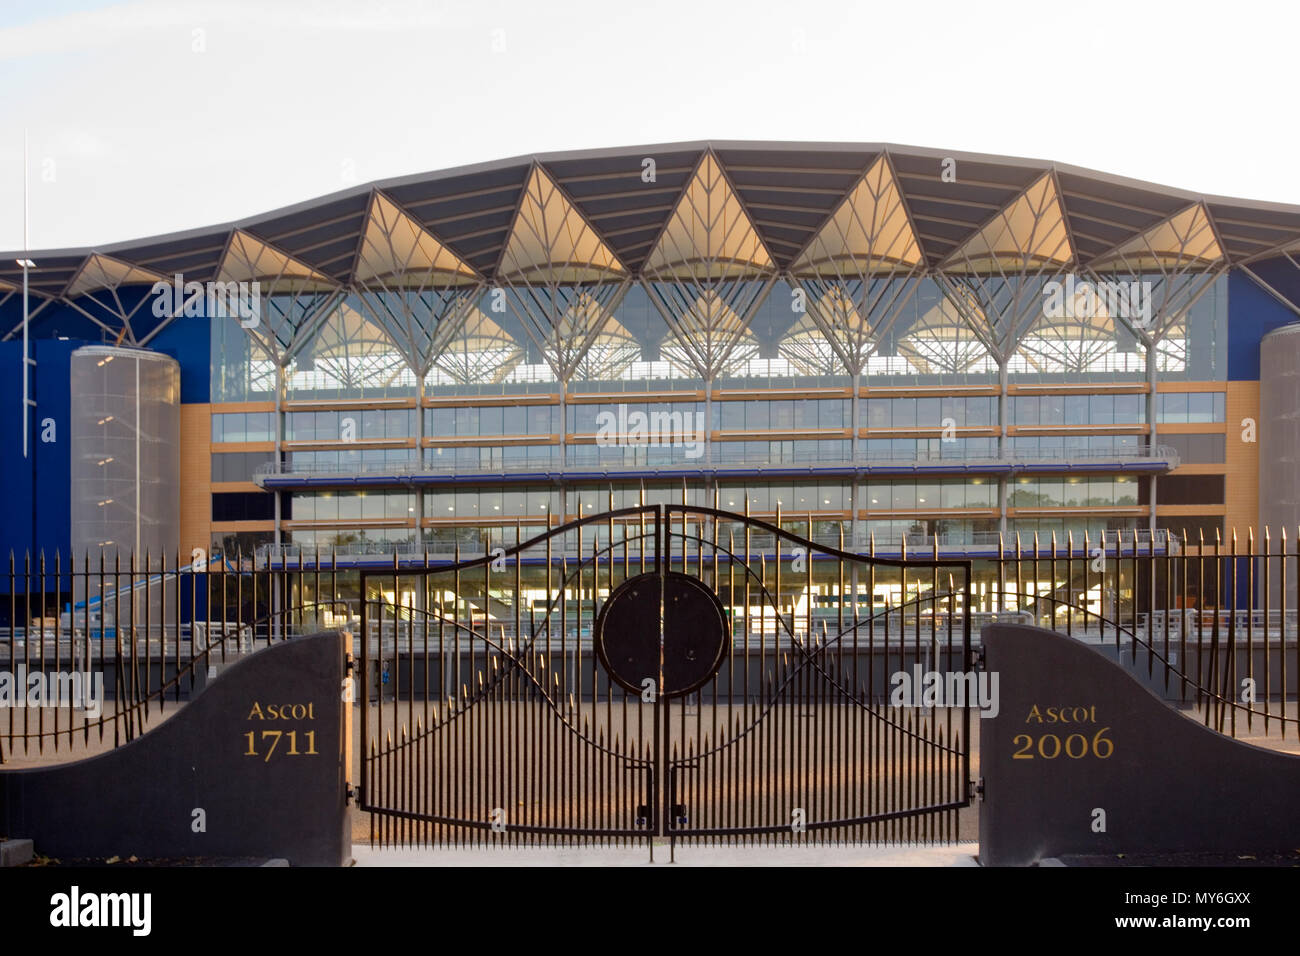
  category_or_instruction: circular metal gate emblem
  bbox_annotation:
[594,572,729,698]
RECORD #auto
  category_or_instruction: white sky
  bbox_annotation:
[0,0,1296,252]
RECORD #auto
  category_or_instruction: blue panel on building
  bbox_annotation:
[1228,269,1300,380]
[147,314,211,403]
[0,338,80,579]
[0,299,108,343]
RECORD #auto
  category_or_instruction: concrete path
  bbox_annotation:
[352,842,980,867]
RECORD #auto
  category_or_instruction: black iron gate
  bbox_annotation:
[359,505,973,847]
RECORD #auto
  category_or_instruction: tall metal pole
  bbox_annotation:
[134,355,141,560]
[21,128,30,459]
[1147,340,1159,538]
[21,130,34,565]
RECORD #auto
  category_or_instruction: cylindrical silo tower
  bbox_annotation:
[1259,323,1300,606]
[69,346,181,566]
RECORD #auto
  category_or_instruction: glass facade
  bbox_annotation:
[187,149,1242,560]
[1009,393,1145,425]
[1154,392,1226,423]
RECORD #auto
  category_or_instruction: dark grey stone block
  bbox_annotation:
[0,633,350,867]
[979,624,1300,866]
[0,838,33,867]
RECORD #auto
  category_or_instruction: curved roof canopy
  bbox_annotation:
[6,140,1300,335]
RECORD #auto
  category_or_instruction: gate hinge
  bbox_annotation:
[971,645,986,670]
[969,777,984,801]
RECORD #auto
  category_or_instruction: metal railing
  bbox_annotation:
[5,520,1294,767]
[256,527,1179,563]
[255,443,1179,478]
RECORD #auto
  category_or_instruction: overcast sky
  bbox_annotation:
[0,0,1295,253]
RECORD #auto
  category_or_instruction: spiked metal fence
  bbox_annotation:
[2,521,1295,783]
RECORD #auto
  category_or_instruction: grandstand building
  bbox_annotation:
[3,141,1300,589]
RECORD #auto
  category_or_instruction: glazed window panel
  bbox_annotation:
[455,489,480,516]
[564,444,600,465]
[211,451,276,482]
[971,396,996,426]
[292,493,316,521]
[966,480,995,508]
[1008,478,1039,507]
[1161,432,1225,463]
[891,482,916,509]
[1036,435,1065,457]
[427,408,454,436]
[573,487,603,514]
[1039,477,1066,508]
[1063,395,1089,425]
[640,485,677,507]
[528,405,557,434]
[1011,397,1037,426]
[1088,394,1114,423]
[527,487,556,516]
[915,397,942,426]
[475,405,503,435]
[502,405,527,434]
[501,488,527,515]
[479,489,503,516]
[318,493,340,521]
[388,409,414,436]
[1156,392,1187,422]
[1039,395,1065,425]
[864,519,916,542]
[1084,478,1112,506]
[818,482,847,510]
[1060,478,1086,507]
[712,442,744,464]
[1063,433,1092,456]
[786,485,815,511]
[801,399,845,429]
[454,407,476,434]
[914,481,939,508]
[333,493,360,521]
[250,411,274,441]
[717,402,744,429]
[424,446,455,470]
[1159,474,1225,505]
[771,483,795,510]
[320,412,342,440]
[212,411,275,443]
[716,485,745,511]
[891,398,917,428]
[1187,392,1217,423]
[940,481,965,509]
[865,399,891,429]
[1113,394,1145,423]
[283,412,306,440]
[211,412,236,442]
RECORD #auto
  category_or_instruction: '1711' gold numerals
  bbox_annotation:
[243,730,318,762]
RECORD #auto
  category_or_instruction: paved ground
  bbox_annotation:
[351,842,981,866]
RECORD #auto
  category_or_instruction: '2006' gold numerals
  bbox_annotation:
[1011,728,1113,760]
[243,730,319,762]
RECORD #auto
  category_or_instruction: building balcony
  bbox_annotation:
[252,444,1180,489]
[254,526,1181,569]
